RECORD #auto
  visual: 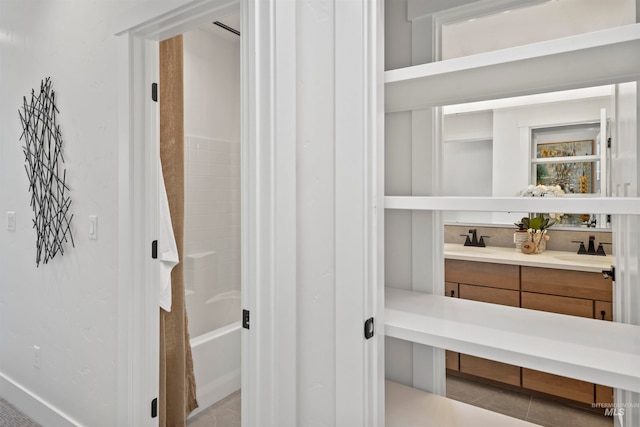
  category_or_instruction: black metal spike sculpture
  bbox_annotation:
[19,77,74,267]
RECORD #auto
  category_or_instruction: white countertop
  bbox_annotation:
[444,243,613,273]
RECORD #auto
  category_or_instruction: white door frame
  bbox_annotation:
[116,1,382,425]
[115,1,280,426]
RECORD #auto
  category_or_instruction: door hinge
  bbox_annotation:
[151,83,158,102]
[364,317,375,339]
[607,137,612,148]
[151,240,158,259]
[602,266,615,282]
[242,309,250,329]
[151,397,158,418]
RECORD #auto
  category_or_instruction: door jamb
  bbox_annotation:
[115,1,245,425]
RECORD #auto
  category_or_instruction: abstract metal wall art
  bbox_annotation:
[19,77,74,267]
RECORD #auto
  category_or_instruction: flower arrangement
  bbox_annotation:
[517,214,555,253]
[518,184,564,197]
[516,184,565,253]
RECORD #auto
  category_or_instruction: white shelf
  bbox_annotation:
[386,380,537,427]
[384,195,640,215]
[385,23,640,112]
[443,137,492,144]
[385,287,640,393]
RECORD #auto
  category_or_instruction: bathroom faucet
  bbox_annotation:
[461,229,488,247]
[587,235,596,254]
[572,235,610,256]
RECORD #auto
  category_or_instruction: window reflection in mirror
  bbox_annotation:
[441,84,625,229]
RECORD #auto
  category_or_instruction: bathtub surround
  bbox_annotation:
[184,137,241,337]
[159,35,198,426]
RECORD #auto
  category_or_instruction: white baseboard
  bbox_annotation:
[0,372,80,427]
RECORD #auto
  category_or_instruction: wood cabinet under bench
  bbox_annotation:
[444,259,614,406]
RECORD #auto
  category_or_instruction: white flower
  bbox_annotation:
[518,184,565,197]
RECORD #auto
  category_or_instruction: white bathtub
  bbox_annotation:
[188,320,241,417]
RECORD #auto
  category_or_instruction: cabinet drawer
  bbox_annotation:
[523,368,594,404]
[445,259,519,290]
[521,267,612,301]
[595,301,613,321]
[595,384,614,406]
[459,284,519,307]
[521,292,593,318]
[459,354,520,387]
[446,350,459,371]
[445,281,459,298]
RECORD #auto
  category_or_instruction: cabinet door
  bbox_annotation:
[522,368,594,404]
[445,260,519,290]
[459,284,519,307]
[596,384,614,406]
[595,301,613,321]
[444,282,460,371]
[457,282,520,383]
[594,301,614,404]
[521,267,612,301]
[460,355,520,387]
[445,281,459,298]
[521,292,593,318]
[446,351,459,371]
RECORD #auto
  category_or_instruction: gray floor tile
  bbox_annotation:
[446,375,508,404]
[447,376,614,427]
[187,391,241,427]
[527,397,613,427]
[473,388,532,421]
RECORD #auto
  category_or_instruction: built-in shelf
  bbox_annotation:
[386,380,537,427]
[384,196,640,215]
[385,287,640,393]
[443,137,492,144]
[385,23,640,112]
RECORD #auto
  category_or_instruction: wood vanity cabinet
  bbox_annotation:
[444,260,521,383]
[445,260,615,406]
[520,266,614,405]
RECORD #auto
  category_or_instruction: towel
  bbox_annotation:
[159,162,179,312]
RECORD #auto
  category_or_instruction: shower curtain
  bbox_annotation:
[159,34,199,426]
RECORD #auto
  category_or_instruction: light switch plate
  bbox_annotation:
[89,215,98,240]
[7,212,15,231]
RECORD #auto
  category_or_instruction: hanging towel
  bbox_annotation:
[159,162,179,312]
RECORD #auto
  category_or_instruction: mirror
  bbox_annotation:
[442,85,614,230]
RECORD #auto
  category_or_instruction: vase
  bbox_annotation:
[530,230,548,254]
[513,231,529,251]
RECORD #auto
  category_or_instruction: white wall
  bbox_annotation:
[183,27,241,338]
[442,111,493,223]
[441,95,614,225]
[442,0,635,60]
[0,1,143,426]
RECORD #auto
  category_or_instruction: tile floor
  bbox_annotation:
[446,375,613,427]
[187,391,241,427]
[187,377,614,427]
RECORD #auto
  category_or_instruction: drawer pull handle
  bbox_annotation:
[601,310,606,320]
[450,290,455,298]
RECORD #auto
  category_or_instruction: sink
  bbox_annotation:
[553,254,612,264]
